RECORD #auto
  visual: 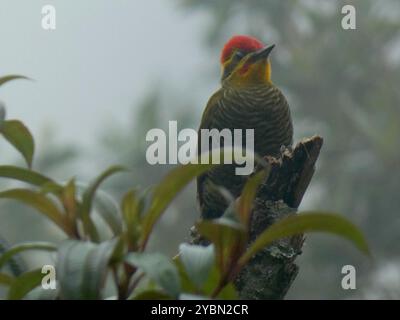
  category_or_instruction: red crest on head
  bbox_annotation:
[220,35,264,64]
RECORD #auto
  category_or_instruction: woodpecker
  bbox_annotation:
[197,35,293,219]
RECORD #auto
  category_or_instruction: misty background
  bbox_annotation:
[1,0,399,299]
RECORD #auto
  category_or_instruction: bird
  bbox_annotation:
[197,35,293,220]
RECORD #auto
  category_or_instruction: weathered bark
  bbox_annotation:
[191,135,323,299]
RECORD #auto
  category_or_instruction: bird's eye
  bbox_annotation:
[234,51,244,60]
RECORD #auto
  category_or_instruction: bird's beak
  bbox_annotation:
[249,44,275,63]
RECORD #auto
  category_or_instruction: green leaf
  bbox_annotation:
[239,212,370,266]
[40,181,65,196]
[0,75,30,87]
[196,218,246,273]
[7,269,43,300]
[121,190,143,248]
[57,239,118,299]
[57,241,94,299]
[0,188,72,235]
[125,252,181,298]
[121,189,143,224]
[0,235,25,276]
[93,190,123,236]
[80,166,125,242]
[61,179,77,223]
[132,289,172,300]
[237,169,269,228]
[140,163,215,249]
[177,258,238,299]
[80,239,119,299]
[200,264,238,299]
[0,102,5,129]
[179,293,209,300]
[0,272,14,286]
[0,242,57,270]
[0,120,34,168]
[0,165,56,187]
[24,285,59,300]
[179,243,215,288]
[81,165,126,214]
[216,282,238,299]
[174,258,197,293]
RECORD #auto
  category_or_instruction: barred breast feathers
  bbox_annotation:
[197,83,293,219]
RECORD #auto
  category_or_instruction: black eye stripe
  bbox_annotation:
[221,50,248,81]
[234,50,244,59]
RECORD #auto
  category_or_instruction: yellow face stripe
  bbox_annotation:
[222,56,272,86]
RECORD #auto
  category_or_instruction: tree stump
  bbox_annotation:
[192,135,323,299]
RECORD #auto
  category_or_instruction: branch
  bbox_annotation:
[191,135,323,299]
[235,135,323,299]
